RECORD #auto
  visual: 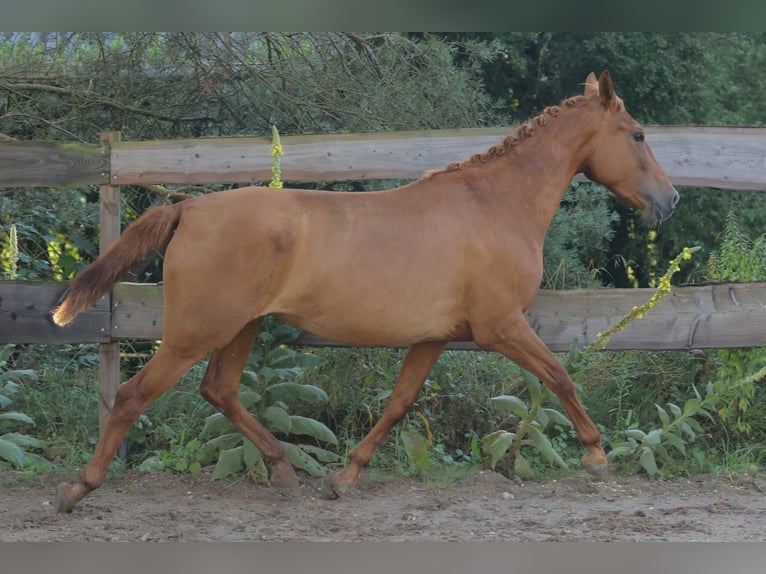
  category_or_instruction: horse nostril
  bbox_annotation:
[671,190,680,209]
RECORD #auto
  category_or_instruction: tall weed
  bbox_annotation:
[706,212,766,437]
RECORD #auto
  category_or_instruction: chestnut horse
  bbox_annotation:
[53,71,678,512]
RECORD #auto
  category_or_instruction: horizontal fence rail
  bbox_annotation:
[2,126,766,189]
[4,281,766,351]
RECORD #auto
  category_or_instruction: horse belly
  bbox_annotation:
[272,280,469,347]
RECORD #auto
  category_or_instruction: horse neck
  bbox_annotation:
[484,105,600,240]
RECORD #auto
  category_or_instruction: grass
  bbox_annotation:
[7,339,766,485]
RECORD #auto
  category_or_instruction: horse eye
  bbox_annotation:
[633,132,645,143]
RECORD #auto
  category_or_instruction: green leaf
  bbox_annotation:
[514,452,535,479]
[293,353,323,369]
[212,446,245,480]
[686,417,704,433]
[655,404,670,427]
[299,444,342,463]
[1,432,41,448]
[481,430,516,470]
[489,395,528,418]
[1,380,20,394]
[400,430,429,466]
[639,446,658,475]
[522,370,542,404]
[264,382,329,404]
[264,346,301,368]
[606,444,638,461]
[242,439,263,469]
[668,403,682,418]
[0,412,34,425]
[281,442,325,477]
[289,416,338,444]
[0,369,37,384]
[200,412,235,439]
[269,322,301,344]
[240,390,262,410]
[677,421,696,441]
[23,452,53,469]
[137,456,165,472]
[263,406,292,434]
[625,428,646,441]
[683,398,702,416]
[197,433,243,465]
[536,408,549,429]
[0,437,26,467]
[663,431,687,454]
[240,370,258,385]
[643,428,662,446]
[0,345,15,363]
[526,425,568,468]
[541,408,573,428]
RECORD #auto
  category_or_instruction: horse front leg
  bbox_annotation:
[475,314,608,480]
[327,341,446,496]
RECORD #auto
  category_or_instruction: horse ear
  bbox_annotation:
[598,70,616,109]
[584,72,599,97]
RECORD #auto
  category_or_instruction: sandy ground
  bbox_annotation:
[2,468,766,542]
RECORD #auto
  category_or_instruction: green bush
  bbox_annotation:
[543,182,619,289]
[706,212,766,437]
[0,345,50,469]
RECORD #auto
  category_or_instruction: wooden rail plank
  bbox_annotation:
[0,141,109,187]
[5,281,765,351]
[0,281,110,344]
[108,127,766,190]
[3,127,766,190]
[649,126,766,190]
[108,281,766,352]
[108,128,511,185]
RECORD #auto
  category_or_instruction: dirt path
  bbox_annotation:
[2,469,765,541]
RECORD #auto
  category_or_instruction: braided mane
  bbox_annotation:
[424,94,589,178]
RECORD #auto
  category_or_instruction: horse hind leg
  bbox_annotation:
[198,318,299,493]
[327,341,446,497]
[55,344,205,513]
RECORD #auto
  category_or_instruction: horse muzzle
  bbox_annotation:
[649,189,679,223]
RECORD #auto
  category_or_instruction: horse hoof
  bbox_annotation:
[55,483,77,514]
[582,462,609,482]
[325,471,355,499]
[270,468,300,496]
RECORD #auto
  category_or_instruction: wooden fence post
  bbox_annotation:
[97,131,124,457]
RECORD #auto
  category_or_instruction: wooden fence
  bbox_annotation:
[2,126,766,431]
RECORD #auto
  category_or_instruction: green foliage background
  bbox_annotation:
[3,32,766,481]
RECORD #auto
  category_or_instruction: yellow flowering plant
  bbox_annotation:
[269,124,284,189]
[587,246,700,353]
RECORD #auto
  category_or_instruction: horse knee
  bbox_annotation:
[386,394,417,418]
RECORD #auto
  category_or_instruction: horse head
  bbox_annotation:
[580,71,679,223]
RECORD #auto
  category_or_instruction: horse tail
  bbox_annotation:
[52,203,183,326]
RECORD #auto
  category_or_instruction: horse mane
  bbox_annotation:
[423,94,589,179]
